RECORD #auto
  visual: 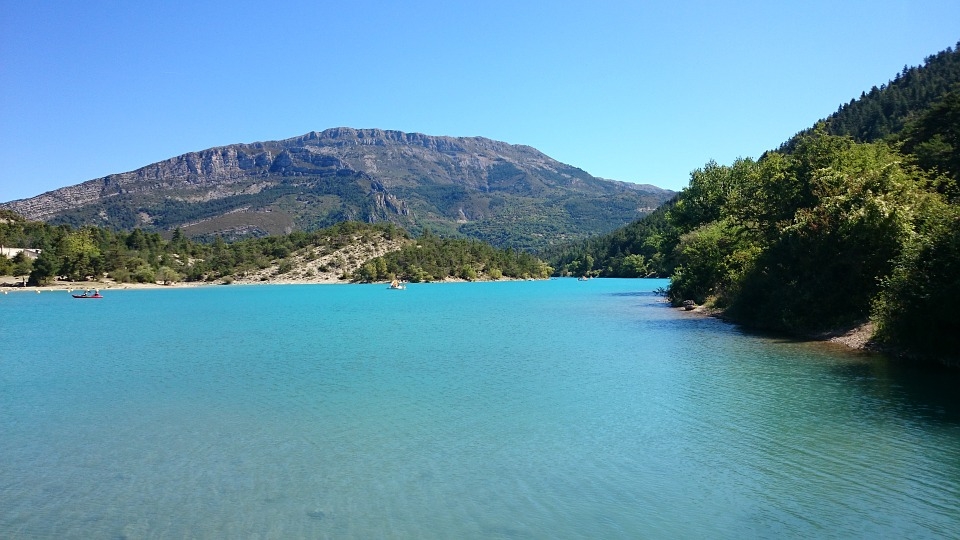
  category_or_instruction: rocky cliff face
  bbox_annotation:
[1,128,674,250]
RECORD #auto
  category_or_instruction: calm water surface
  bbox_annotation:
[1,279,958,538]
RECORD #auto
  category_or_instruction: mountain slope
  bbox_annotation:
[1,128,673,251]
[781,41,960,148]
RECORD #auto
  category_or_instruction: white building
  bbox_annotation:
[0,247,42,260]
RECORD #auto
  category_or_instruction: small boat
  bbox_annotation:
[72,289,103,299]
[388,279,406,290]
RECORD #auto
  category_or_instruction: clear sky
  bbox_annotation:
[1,1,958,202]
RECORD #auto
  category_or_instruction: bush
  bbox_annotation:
[156,265,182,285]
[873,206,960,362]
[132,265,156,283]
[459,265,478,281]
[109,268,132,283]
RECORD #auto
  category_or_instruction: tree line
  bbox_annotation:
[0,217,400,285]
[1,212,552,287]
[783,42,960,147]
[353,229,553,283]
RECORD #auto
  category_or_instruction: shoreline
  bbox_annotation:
[676,302,877,353]
[0,274,531,294]
[0,276,345,293]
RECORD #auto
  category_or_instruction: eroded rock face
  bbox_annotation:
[0,128,674,249]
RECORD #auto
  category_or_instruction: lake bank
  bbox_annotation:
[0,273,530,294]
[678,301,960,370]
[679,302,878,352]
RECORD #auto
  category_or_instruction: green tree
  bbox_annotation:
[28,249,60,286]
[728,138,927,330]
[155,265,182,285]
[60,229,102,280]
[620,254,650,277]
[131,264,156,283]
[459,264,478,281]
[668,220,753,305]
[357,262,379,282]
[900,89,960,200]
[873,200,960,361]
[670,160,740,232]
[10,252,33,284]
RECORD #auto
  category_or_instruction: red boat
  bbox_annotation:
[72,290,103,299]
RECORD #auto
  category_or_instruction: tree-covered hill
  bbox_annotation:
[783,42,960,146]
[546,43,960,366]
[354,230,552,283]
[0,217,552,288]
[542,201,678,278]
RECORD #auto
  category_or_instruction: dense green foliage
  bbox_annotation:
[543,201,678,278]
[668,131,958,363]
[668,132,940,326]
[0,220,408,286]
[900,89,960,200]
[872,204,960,361]
[352,230,553,283]
[1,216,553,288]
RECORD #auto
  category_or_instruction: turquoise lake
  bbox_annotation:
[1,278,958,538]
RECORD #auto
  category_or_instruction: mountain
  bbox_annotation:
[0,128,673,251]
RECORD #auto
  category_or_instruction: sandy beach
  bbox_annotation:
[0,274,348,294]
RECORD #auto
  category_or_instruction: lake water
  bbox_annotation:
[1,279,958,538]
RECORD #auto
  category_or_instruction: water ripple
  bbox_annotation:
[0,280,957,538]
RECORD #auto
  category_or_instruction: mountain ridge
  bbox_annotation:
[2,128,673,250]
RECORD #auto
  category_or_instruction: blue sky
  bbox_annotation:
[1,1,958,202]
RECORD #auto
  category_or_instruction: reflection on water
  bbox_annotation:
[0,279,957,538]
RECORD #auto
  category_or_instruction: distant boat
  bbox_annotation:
[388,279,406,290]
[72,289,103,299]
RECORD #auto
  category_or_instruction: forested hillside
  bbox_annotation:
[786,42,960,145]
[0,214,551,287]
[547,43,960,365]
[544,202,678,278]
[354,231,552,283]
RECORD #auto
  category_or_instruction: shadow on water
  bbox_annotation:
[606,291,664,298]
[727,321,960,426]
[824,356,960,426]
[655,301,960,427]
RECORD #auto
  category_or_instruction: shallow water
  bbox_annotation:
[1,279,958,538]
